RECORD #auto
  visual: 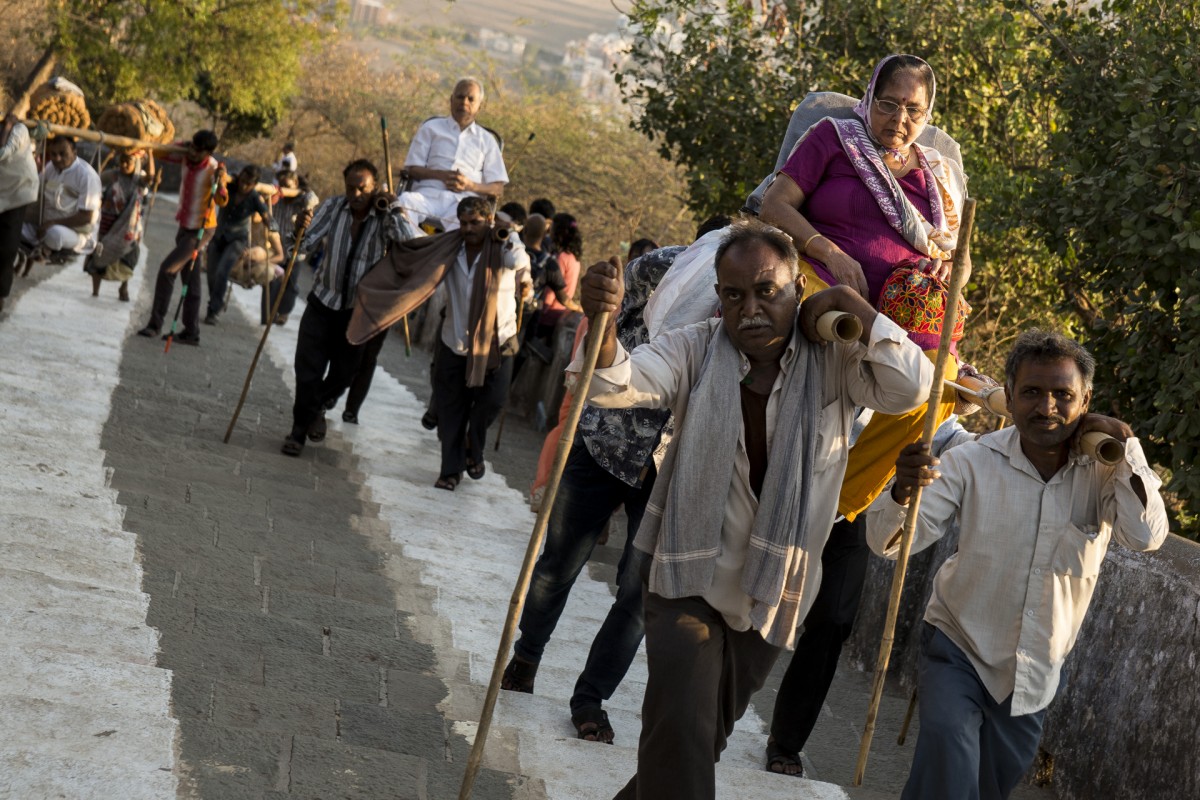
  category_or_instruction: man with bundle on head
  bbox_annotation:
[868,330,1167,800]
[398,78,507,232]
[280,158,419,456]
[137,129,227,345]
[578,219,931,799]
[21,136,101,266]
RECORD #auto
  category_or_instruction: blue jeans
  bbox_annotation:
[206,232,247,317]
[513,434,655,713]
[902,624,1047,800]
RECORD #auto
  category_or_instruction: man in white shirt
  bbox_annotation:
[22,136,101,262]
[272,142,298,173]
[399,78,508,232]
[578,219,931,800]
[867,329,1168,800]
[431,195,530,489]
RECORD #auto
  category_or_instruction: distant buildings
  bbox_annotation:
[349,0,393,26]
[562,31,627,106]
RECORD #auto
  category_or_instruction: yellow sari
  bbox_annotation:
[801,263,957,521]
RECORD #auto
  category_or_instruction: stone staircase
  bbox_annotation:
[0,258,178,799]
[226,285,849,800]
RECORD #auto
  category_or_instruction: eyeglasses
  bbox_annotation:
[872,98,928,123]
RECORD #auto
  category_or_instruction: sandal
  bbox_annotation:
[571,706,615,744]
[307,413,327,442]
[500,656,538,693]
[466,458,486,480]
[434,474,460,491]
[280,436,305,457]
[765,738,804,777]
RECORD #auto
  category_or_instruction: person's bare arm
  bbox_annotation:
[760,173,869,298]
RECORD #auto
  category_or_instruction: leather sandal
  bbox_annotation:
[500,656,538,693]
[765,738,804,777]
[571,707,615,744]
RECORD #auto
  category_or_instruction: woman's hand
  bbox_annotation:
[813,240,870,299]
[915,257,950,282]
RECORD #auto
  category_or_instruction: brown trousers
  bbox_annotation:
[613,590,782,800]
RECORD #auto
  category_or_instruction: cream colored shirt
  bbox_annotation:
[440,238,530,354]
[866,426,1168,714]
[583,314,931,637]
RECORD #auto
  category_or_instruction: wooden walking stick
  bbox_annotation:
[853,198,977,786]
[379,115,413,357]
[223,218,310,443]
[458,262,619,800]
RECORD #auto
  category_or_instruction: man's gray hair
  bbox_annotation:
[714,218,800,280]
[1004,329,1096,392]
[456,76,485,101]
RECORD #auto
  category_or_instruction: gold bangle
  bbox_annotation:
[802,232,824,254]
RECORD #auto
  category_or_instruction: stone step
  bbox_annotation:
[0,751,177,800]
[3,513,138,566]
[0,565,149,624]
[1,604,159,665]
[0,539,144,596]
[0,694,176,776]
[2,646,173,716]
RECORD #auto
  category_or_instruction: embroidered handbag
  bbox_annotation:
[877,259,970,342]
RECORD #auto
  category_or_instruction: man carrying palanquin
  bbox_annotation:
[867,329,1167,800]
[576,219,931,800]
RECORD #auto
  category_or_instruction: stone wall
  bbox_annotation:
[846,529,1200,799]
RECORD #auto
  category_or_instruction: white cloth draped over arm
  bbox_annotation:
[838,314,933,416]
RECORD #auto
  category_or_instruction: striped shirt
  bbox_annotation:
[299,195,419,310]
[272,189,319,256]
[173,154,227,230]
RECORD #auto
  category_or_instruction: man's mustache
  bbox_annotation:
[1031,414,1067,425]
[738,315,771,330]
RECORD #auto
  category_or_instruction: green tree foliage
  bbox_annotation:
[615,0,1067,394]
[1037,0,1200,531]
[617,0,1200,533]
[229,41,695,263]
[46,0,331,141]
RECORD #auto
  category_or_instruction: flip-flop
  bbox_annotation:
[571,707,615,744]
[466,459,486,480]
[765,739,804,777]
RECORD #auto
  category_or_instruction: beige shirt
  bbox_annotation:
[584,314,931,638]
[867,426,1168,714]
[440,238,530,354]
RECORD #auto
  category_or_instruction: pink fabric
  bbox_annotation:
[781,120,934,306]
[176,155,223,230]
[781,119,949,352]
[540,250,580,327]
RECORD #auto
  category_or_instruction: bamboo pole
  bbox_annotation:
[223,219,311,443]
[853,197,977,786]
[458,298,614,800]
[22,119,187,155]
